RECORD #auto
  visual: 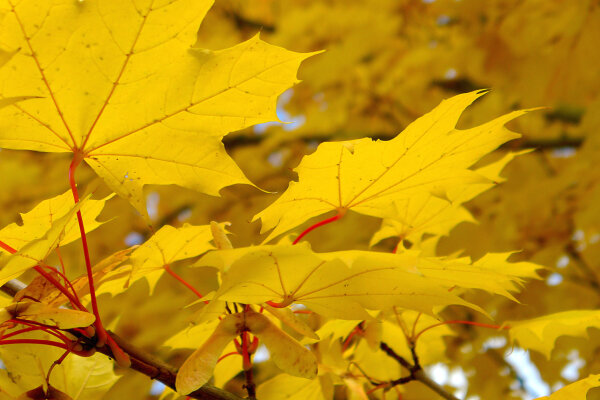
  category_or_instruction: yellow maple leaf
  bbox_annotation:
[0,190,111,253]
[1,301,95,329]
[0,0,314,217]
[535,374,600,399]
[0,196,90,286]
[508,310,600,359]
[196,243,480,319]
[370,151,525,247]
[254,90,531,243]
[82,224,215,296]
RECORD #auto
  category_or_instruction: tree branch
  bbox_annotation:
[0,279,243,400]
[223,132,584,152]
[380,341,460,400]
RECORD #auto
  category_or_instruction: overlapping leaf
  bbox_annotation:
[322,250,541,302]
[370,152,523,247]
[196,243,479,319]
[0,197,89,286]
[88,224,215,295]
[0,0,314,217]
[1,302,95,329]
[255,90,529,243]
[0,190,111,252]
[508,310,600,358]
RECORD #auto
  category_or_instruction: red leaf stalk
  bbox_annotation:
[69,156,107,347]
[292,213,343,245]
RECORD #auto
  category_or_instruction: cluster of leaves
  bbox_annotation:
[0,1,599,400]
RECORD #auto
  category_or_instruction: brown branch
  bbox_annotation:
[223,132,584,152]
[0,279,242,400]
[380,341,460,400]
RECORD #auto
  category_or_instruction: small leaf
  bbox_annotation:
[210,221,233,250]
[0,197,89,286]
[264,304,319,340]
[175,314,240,395]
[2,302,95,329]
[246,311,318,379]
[0,191,111,253]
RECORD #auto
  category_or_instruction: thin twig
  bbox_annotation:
[380,341,460,400]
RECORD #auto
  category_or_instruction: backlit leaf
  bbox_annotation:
[175,314,239,395]
[255,90,529,243]
[0,333,118,400]
[197,243,480,319]
[0,191,110,253]
[0,197,88,286]
[246,311,318,379]
[508,310,600,358]
[1,302,95,329]
[0,0,315,217]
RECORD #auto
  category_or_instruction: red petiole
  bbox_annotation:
[37,264,85,310]
[0,327,41,340]
[342,324,364,352]
[7,319,71,344]
[217,351,241,363]
[164,264,208,304]
[69,156,107,347]
[0,339,69,349]
[33,266,86,311]
[292,213,343,245]
[0,238,86,312]
[241,331,252,371]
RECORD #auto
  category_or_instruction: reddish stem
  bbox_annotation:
[342,325,364,352]
[0,239,86,311]
[292,214,342,245]
[69,157,107,347]
[392,240,400,254]
[366,383,389,396]
[241,331,252,371]
[55,246,67,281]
[8,319,71,344]
[218,351,241,363]
[0,326,40,340]
[47,349,71,382]
[414,320,510,342]
[33,266,86,311]
[0,339,69,349]
[37,265,85,310]
[264,300,287,308]
[0,239,17,254]
[163,264,209,304]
